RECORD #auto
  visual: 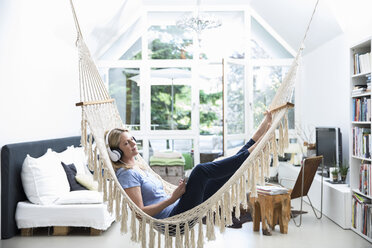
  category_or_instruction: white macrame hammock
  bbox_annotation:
[69,1,319,247]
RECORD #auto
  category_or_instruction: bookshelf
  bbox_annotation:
[350,38,372,243]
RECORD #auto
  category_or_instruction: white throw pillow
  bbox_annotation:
[56,146,94,178]
[75,174,98,191]
[21,149,70,205]
[54,190,103,205]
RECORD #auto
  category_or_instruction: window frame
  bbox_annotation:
[98,5,297,166]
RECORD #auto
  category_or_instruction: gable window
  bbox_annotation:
[99,8,295,166]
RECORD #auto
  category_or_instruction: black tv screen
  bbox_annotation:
[316,127,342,167]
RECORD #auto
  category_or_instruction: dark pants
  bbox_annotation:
[169,139,255,217]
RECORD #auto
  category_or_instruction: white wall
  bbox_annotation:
[298,34,350,161]
[0,0,82,149]
[0,0,119,238]
[327,0,372,46]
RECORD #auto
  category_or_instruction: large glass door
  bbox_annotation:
[223,59,248,156]
[108,68,141,130]
[198,62,223,162]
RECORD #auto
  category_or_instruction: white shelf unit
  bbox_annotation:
[351,121,371,124]
[277,162,351,229]
[350,38,372,243]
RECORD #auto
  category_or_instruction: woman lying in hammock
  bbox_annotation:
[105,111,272,219]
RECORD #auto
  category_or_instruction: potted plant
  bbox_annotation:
[339,166,349,182]
[331,168,339,182]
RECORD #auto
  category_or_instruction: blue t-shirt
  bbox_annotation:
[116,167,178,219]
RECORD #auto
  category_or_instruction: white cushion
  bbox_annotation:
[21,149,70,205]
[54,191,103,205]
[56,146,89,175]
[75,174,98,191]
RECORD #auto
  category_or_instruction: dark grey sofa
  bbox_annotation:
[1,136,81,239]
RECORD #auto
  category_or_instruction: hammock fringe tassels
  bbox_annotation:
[68,0,319,246]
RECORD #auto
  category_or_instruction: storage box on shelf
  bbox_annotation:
[350,38,372,243]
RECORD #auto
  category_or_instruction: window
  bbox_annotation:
[119,38,142,60]
[252,66,294,129]
[226,63,245,135]
[227,139,245,150]
[135,139,144,157]
[108,68,140,130]
[251,17,293,59]
[198,11,245,60]
[150,68,192,130]
[99,8,296,166]
[251,16,294,130]
[199,64,223,135]
[148,25,193,60]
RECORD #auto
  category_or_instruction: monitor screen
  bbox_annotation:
[316,127,341,167]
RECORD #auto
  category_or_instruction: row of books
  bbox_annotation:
[352,193,372,238]
[257,185,288,195]
[352,127,371,158]
[360,163,372,196]
[352,97,371,122]
[354,52,371,75]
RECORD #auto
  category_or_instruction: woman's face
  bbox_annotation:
[118,132,138,160]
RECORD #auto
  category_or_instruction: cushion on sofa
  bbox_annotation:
[56,146,90,175]
[75,174,98,191]
[54,190,103,204]
[21,149,70,205]
[61,162,88,191]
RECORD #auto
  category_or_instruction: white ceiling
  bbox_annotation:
[143,0,342,52]
[248,0,343,53]
[140,0,343,53]
[76,0,372,56]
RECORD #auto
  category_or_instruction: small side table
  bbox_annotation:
[249,191,291,235]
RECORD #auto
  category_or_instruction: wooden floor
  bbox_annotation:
[1,199,371,248]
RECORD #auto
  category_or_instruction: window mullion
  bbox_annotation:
[141,9,150,162]
[244,7,253,140]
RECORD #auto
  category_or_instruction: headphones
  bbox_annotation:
[105,129,123,162]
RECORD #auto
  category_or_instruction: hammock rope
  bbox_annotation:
[68,0,319,246]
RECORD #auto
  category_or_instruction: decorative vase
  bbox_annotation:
[332,175,338,182]
[341,175,346,182]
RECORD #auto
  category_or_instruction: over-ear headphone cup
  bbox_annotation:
[109,148,123,162]
[105,129,125,162]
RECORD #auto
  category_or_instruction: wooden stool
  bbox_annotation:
[249,191,291,235]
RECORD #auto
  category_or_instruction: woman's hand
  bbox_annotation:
[170,179,186,202]
[264,110,272,124]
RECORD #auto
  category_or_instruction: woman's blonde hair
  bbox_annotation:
[105,128,146,171]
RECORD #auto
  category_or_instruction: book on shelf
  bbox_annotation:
[352,97,371,122]
[360,163,372,197]
[256,185,288,195]
[365,75,371,92]
[352,192,372,238]
[354,52,371,75]
[352,127,371,158]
